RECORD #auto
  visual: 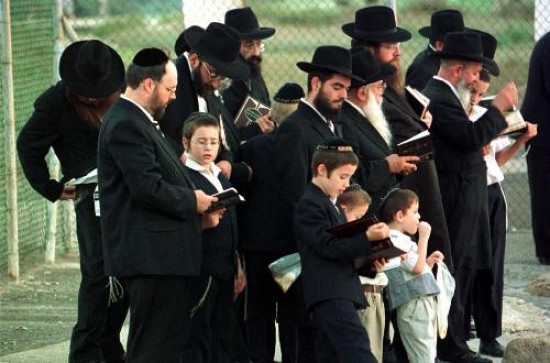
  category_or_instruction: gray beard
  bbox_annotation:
[362,92,393,147]
[456,79,472,114]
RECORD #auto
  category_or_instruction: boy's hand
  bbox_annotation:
[427,250,444,267]
[366,222,389,241]
[234,260,247,294]
[372,258,388,272]
[417,221,431,242]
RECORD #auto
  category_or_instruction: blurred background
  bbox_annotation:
[0,0,545,277]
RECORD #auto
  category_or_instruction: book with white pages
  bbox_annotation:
[396,130,434,162]
[67,168,98,185]
[405,85,430,119]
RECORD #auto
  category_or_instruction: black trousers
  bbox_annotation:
[124,275,192,363]
[183,276,234,363]
[312,299,376,363]
[527,146,550,259]
[69,185,128,363]
[467,184,506,339]
[244,250,299,363]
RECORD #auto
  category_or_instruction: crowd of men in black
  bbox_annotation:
[16,4,550,363]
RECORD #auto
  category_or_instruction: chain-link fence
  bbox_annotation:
[1,0,546,274]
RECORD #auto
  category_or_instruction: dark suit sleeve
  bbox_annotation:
[405,62,430,91]
[17,87,64,202]
[105,115,197,219]
[238,122,262,141]
[294,197,372,261]
[429,97,507,151]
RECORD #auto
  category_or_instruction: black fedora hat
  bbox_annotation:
[225,7,275,40]
[350,48,396,88]
[59,40,125,98]
[342,6,411,43]
[184,22,250,80]
[437,31,491,65]
[419,9,465,41]
[471,29,500,76]
[297,45,364,82]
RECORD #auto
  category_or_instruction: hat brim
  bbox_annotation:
[436,51,491,66]
[174,30,189,57]
[296,62,364,82]
[185,27,250,80]
[238,27,275,40]
[419,26,473,40]
[59,41,125,98]
[484,59,500,77]
[341,23,412,43]
[351,62,396,88]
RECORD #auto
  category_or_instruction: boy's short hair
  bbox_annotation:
[181,111,220,140]
[337,184,372,208]
[479,68,491,83]
[311,138,359,176]
[379,188,419,223]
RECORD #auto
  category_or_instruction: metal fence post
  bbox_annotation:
[0,0,20,281]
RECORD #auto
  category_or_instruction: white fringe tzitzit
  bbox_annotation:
[190,276,212,318]
[107,276,124,305]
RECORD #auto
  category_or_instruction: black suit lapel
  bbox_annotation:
[297,104,335,139]
[384,87,418,120]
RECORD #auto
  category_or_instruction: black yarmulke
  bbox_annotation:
[273,83,305,103]
[132,48,169,67]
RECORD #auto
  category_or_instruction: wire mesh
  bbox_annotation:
[1,0,544,271]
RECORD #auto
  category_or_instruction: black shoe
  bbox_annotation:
[479,339,504,358]
[454,351,493,363]
[538,256,550,265]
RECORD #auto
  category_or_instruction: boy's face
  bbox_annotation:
[342,203,369,222]
[316,163,357,200]
[398,200,420,235]
[183,125,220,166]
[469,79,490,114]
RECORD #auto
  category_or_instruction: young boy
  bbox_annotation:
[379,188,444,363]
[337,185,387,363]
[180,112,246,362]
[293,139,389,363]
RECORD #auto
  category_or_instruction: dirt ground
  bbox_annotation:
[0,253,81,356]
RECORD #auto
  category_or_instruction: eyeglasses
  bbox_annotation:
[164,85,177,94]
[242,40,265,54]
[193,139,220,147]
[376,81,387,91]
[380,43,400,52]
[202,62,225,80]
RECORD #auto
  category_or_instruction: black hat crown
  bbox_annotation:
[59,39,125,98]
[473,29,500,76]
[183,22,249,80]
[350,48,395,88]
[437,31,489,65]
[419,9,465,41]
[297,45,363,81]
[342,6,411,43]
[225,7,275,40]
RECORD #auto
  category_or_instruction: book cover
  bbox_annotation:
[233,95,271,128]
[405,85,430,119]
[206,187,245,213]
[396,130,434,162]
[326,213,380,238]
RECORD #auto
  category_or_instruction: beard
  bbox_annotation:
[456,78,473,114]
[386,58,404,95]
[150,90,171,120]
[192,66,215,99]
[362,91,393,147]
[246,55,263,75]
[314,88,343,121]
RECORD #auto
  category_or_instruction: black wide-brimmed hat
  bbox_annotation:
[350,48,396,88]
[419,9,465,41]
[472,29,500,77]
[179,22,249,80]
[437,31,491,65]
[297,45,364,82]
[59,40,125,98]
[342,6,411,43]
[225,7,275,40]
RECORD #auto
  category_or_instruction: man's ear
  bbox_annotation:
[311,76,321,92]
[188,53,199,67]
[358,86,369,103]
[143,77,156,94]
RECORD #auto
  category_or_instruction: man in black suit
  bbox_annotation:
[423,31,517,363]
[522,31,550,266]
[342,48,418,212]
[406,9,467,90]
[98,48,220,363]
[161,22,252,187]
[343,5,454,273]
[17,40,128,363]
[222,7,276,139]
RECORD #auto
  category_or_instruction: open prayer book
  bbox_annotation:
[396,130,434,162]
[470,103,527,137]
[405,85,430,119]
[233,95,271,128]
[67,169,98,185]
[205,187,245,213]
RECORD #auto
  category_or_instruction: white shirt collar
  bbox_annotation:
[120,94,156,125]
[185,156,221,177]
[433,75,460,100]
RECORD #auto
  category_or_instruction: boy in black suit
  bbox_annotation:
[180,112,246,363]
[293,139,389,363]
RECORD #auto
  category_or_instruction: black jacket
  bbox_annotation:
[405,47,440,90]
